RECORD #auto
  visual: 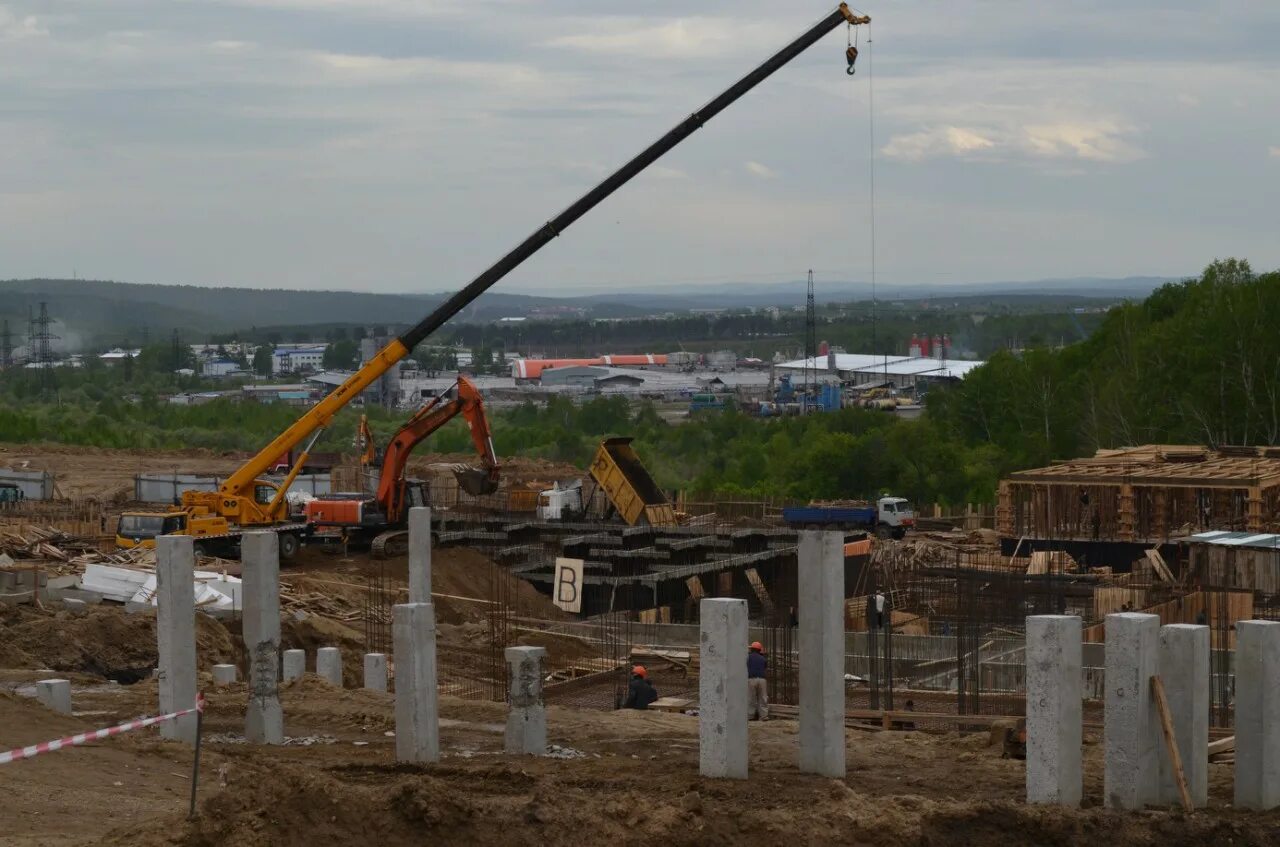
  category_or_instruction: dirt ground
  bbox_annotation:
[0,441,583,501]
[2,677,1278,847]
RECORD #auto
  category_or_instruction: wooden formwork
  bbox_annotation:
[998,445,1280,544]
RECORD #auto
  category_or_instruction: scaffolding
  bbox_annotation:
[999,444,1280,544]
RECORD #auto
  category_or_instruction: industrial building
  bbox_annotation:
[775,352,985,389]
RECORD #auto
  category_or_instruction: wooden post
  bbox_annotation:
[1118,484,1135,542]
[1151,675,1193,812]
[1247,486,1263,533]
[997,481,1013,536]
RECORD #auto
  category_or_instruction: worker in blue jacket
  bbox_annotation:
[747,641,768,720]
[623,665,658,710]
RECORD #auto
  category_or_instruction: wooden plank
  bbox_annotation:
[685,575,705,600]
[743,567,775,618]
[1151,675,1193,812]
[1207,735,1235,757]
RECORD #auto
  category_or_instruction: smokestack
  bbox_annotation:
[942,334,951,360]
[909,333,920,358]
[920,334,930,357]
[818,340,829,357]
[932,335,943,359]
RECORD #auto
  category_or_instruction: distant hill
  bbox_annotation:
[0,274,1176,350]
[0,278,645,347]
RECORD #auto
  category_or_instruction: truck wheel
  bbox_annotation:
[278,532,300,560]
[875,524,891,540]
[192,542,207,558]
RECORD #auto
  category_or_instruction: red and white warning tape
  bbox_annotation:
[0,693,205,765]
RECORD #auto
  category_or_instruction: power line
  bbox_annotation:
[28,302,59,395]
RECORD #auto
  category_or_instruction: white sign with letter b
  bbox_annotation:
[553,557,584,613]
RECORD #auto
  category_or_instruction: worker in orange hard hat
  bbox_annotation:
[748,641,768,721]
[623,664,658,710]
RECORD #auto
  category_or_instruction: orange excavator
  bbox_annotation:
[304,377,499,556]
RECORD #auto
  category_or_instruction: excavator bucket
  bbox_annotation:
[454,465,499,497]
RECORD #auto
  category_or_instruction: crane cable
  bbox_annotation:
[848,16,879,368]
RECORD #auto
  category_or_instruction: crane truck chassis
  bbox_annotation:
[114,4,871,558]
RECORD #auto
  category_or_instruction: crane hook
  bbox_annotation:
[845,45,859,75]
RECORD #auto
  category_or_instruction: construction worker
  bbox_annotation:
[747,641,768,721]
[623,665,658,710]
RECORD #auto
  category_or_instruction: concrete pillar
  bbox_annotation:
[242,531,283,744]
[699,598,748,779]
[364,653,388,693]
[1235,620,1280,810]
[797,530,845,778]
[282,649,305,681]
[35,679,71,715]
[408,506,432,604]
[504,646,547,755]
[316,647,343,687]
[212,664,237,685]
[1158,624,1208,807]
[1104,612,1160,809]
[393,602,440,763]
[156,535,198,744]
[1025,615,1082,806]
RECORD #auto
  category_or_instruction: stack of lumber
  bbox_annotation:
[1,525,103,562]
[1208,735,1234,765]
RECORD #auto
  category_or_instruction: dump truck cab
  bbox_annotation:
[877,497,915,537]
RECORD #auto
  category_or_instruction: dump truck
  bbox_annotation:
[114,4,871,558]
[538,438,677,527]
[782,497,915,539]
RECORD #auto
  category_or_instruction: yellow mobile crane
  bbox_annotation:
[115,4,871,559]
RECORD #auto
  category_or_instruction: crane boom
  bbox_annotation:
[194,4,869,527]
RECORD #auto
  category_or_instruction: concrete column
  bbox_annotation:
[393,602,440,763]
[212,664,237,685]
[699,598,748,779]
[1025,615,1082,806]
[242,531,283,744]
[316,647,343,687]
[797,530,845,778]
[1158,623,1208,807]
[504,646,547,755]
[35,679,71,715]
[156,535,198,744]
[282,649,305,681]
[1235,620,1280,810]
[408,506,432,604]
[364,653,388,693]
[1104,612,1160,809]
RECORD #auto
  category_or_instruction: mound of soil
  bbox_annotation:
[0,604,237,682]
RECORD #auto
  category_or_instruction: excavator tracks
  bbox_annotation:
[371,530,409,559]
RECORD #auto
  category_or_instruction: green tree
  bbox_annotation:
[252,346,273,377]
[323,339,358,370]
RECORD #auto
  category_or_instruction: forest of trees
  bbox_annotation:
[0,260,1272,507]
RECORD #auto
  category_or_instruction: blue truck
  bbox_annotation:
[782,497,915,539]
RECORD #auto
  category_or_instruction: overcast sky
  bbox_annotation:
[2,1,1277,295]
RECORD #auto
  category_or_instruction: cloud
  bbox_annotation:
[1022,121,1143,163]
[882,126,996,162]
[0,5,46,39]
[744,160,777,179]
[882,120,1143,165]
[544,16,789,60]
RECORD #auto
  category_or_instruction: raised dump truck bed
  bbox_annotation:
[589,437,676,527]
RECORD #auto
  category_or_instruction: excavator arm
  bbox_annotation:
[375,377,499,523]
[176,4,869,532]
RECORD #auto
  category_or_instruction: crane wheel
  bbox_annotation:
[278,532,300,560]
